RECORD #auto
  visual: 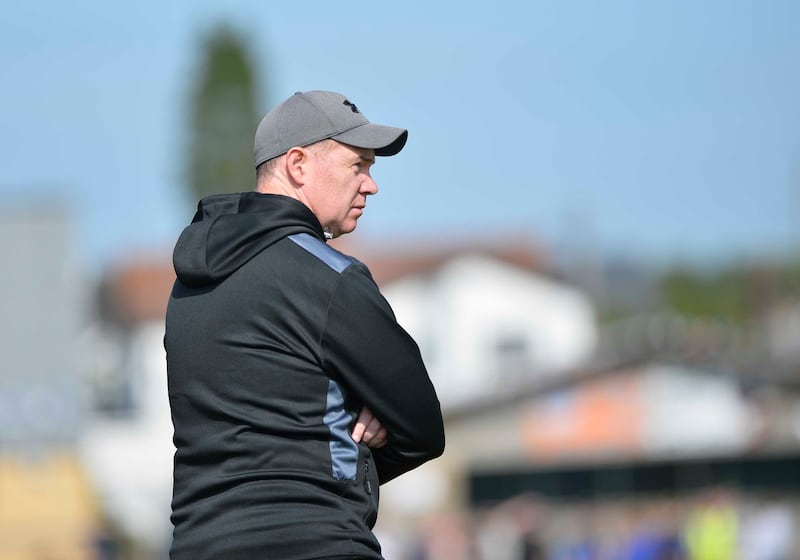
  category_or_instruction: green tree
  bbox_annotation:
[186,24,263,202]
[660,259,800,324]
[661,267,747,322]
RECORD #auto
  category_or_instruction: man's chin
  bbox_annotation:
[338,221,359,237]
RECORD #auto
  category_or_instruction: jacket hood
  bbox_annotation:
[173,192,324,287]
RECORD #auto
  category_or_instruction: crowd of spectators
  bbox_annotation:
[376,488,798,560]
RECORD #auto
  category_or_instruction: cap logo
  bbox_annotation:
[343,100,360,113]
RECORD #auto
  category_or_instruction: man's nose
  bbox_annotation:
[362,175,379,194]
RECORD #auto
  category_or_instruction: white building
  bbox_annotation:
[79,257,177,557]
[383,253,597,408]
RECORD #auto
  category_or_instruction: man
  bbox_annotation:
[165,90,445,560]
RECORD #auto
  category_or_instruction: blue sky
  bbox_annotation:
[1,1,798,272]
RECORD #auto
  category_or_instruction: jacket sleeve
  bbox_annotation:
[320,263,445,484]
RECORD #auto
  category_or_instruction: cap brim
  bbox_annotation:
[332,123,408,157]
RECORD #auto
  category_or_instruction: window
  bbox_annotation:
[495,333,532,379]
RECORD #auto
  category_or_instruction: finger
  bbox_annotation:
[351,406,373,442]
[363,415,388,447]
[363,415,382,440]
[351,420,365,443]
[371,427,388,448]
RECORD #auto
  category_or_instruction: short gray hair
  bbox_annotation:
[256,139,338,184]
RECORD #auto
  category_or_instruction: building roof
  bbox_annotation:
[331,234,548,286]
[101,255,175,325]
[100,236,547,325]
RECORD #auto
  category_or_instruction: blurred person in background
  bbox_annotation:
[682,489,737,560]
[618,500,685,560]
[165,90,445,560]
[739,494,795,560]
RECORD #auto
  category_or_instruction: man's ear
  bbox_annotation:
[285,147,309,185]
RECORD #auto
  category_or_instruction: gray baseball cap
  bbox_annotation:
[253,90,408,168]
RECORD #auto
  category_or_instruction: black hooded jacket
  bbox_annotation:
[165,192,445,560]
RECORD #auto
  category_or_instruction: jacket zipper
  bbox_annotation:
[364,460,373,495]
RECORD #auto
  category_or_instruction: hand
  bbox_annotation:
[351,405,388,448]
